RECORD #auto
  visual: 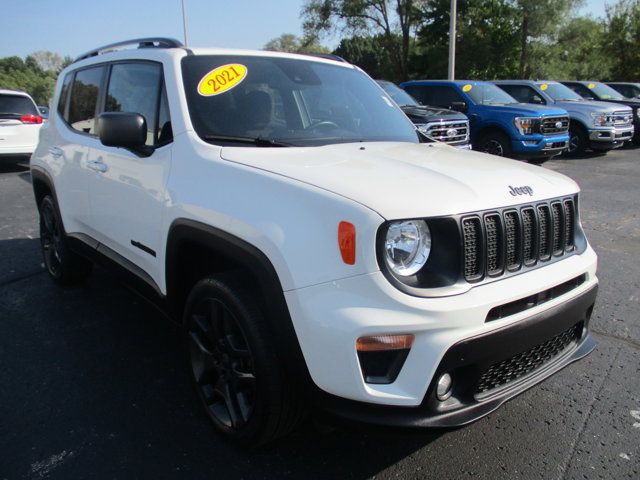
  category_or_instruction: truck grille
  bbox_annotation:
[419,120,469,146]
[540,115,570,134]
[610,111,633,126]
[461,197,576,282]
[475,322,582,395]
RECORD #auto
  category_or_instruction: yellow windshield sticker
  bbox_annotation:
[462,84,473,92]
[197,64,248,97]
[540,83,548,91]
[588,83,596,89]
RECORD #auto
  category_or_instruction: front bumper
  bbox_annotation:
[317,284,597,427]
[588,125,634,149]
[512,134,569,159]
[285,245,598,409]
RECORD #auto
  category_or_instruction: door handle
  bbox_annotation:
[87,160,108,173]
[49,146,63,158]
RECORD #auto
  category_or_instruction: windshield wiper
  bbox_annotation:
[202,135,292,147]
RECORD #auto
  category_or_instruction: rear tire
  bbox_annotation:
[477,131,513,158]
[39,195,93,285]
[184,274,306,445]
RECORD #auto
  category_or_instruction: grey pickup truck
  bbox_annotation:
[494,80,634,156]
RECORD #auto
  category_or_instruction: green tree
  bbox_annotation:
[545,17,610,80]
[0,54,58,105]
[263,33,330,53]
[415,0,521,79]
[333,34,397,79]
[603,0,640,80]
[513,0,584,78]
[302,0,427,80]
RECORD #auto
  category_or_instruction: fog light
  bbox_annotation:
[436,373,453,401]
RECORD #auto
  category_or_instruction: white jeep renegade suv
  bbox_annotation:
[31,38,599,445]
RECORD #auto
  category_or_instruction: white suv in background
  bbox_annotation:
[0,89,44,158]
[31,38,599,445]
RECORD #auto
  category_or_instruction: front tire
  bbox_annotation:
[477,131,513,158]
[565,125,588,157]
[39,195,92,285]
[184,274,305,445]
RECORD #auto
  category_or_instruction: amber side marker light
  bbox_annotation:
[356,334,415,352]
[338,221,356,265]
[356,334,415,384]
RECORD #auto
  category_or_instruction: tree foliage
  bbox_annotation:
[603,0,640,80]
[0,54,58,105]
[302,0,427,80]
[263,33,330,53]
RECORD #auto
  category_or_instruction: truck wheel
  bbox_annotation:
[184,274,306,445]
[39,195,93,285]
[566,125,587,157]
[478,132,513,158]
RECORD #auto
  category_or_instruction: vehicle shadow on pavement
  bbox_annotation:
[0,260,440,479]
[0,156,30,173]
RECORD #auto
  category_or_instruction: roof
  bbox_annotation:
[0,89,32,97]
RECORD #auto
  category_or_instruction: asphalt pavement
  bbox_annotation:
[1,150,639,480]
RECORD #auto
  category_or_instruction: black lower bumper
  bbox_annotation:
[317,284,598,428]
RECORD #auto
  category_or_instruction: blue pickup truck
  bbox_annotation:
[400,80,570,163]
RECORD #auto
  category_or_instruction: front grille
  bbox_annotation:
[475,322,582,395]
[461,197,577,282]
[610,111,633,126]
[540,115,570,134]
[420,120,469,145]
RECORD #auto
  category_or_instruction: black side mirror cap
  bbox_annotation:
[450,101,468,113]
[98,112,152,157]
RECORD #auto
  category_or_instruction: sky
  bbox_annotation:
[0,0,610,60]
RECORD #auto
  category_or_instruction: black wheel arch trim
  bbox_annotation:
[165,218,316,393]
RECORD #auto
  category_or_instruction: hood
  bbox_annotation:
[598,98,640,110]
[554,99,633,114]
[479,103,567,117]
[220,142,578,219]
[400,105,467,123]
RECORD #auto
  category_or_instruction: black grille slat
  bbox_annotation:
[475,323,582,394]
[540,115,570,134]
[521,207,537,266]
[563,200,575,250]
[537,205,552,260]
[461,197,578,282]
[485,214,503,276]
[503,211,521,271]
[462,217,483,281]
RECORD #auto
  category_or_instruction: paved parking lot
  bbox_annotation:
[1,150,639,480]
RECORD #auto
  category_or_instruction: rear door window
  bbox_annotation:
[68,66,105,135]
[57,74,73,119]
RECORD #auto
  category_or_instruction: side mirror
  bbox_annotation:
[532,95,545,104]
[98,112,152,157]
[584,96,595,101]
[450,101,468,113]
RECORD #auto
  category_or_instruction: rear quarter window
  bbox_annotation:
[68,66,105,135]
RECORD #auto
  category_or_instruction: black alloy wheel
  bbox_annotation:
[188,296,257,430]
[479,131,513,158]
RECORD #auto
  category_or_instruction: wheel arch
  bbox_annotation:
[31,167,56,210]
[165,218,314,390]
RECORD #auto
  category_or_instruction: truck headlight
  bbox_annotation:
[514,117,539,135]
[384,220,431,276]
[591,112,610,127]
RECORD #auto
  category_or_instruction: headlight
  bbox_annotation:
[384,220,431,276]
[591,112,611,127]
[514,117,539,135]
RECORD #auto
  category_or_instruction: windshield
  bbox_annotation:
[588,82,625,101]
[465,83,518,105]
[181,55,420,147]
[538,83,583,101]
[376,81,419,106]
[0,94,38,117]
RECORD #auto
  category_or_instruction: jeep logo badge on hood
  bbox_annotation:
[509,185,534,196]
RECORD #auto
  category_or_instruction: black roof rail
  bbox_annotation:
[301,53,349,63]
[74,37,184,63]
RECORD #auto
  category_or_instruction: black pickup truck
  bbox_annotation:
[377,80,471,148]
